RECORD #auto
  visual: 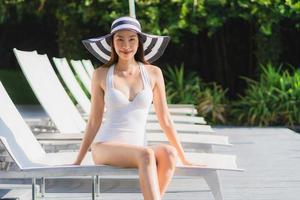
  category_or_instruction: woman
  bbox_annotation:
[74,16,203,200]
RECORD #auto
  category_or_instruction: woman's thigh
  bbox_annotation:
[91,142,148,168]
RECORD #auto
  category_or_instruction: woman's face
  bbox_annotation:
[113,30,139,61]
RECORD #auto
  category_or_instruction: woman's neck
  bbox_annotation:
[115,59,138,72]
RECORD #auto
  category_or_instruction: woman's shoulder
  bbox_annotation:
[144,64,161,74]
[143,64,162,76]
[143,64,163,88]
[93,66,110,79]
[92,66,112,89]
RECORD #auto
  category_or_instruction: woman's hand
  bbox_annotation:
[72,160,81,165]
[181,158,207,167]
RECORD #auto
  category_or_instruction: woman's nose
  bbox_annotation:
[122,40,130,48]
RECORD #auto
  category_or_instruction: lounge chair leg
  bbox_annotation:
[41,177,45,197]
[32,178,36,200]
[203,171,223,200]
[96,175,100,197]
[92,176,96,200]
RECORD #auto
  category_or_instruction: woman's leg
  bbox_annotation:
[91,142,161,200]
[150,144,177,198]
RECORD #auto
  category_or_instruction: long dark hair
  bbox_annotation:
[101,33,149,68]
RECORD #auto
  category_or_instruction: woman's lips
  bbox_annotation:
[120,50,133,55]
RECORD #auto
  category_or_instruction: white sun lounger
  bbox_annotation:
[0,81,231,153]
[147,114,206,124]
[0,81,96,199]
[81,59,95,78]
[167,104,196,108]
[53,57,91,114]
[150,106,198,116]
[146,123,214,134]
[0,81,243,200]
[35,132,231,153]
[0,128,242,200]
[21,106,206,126]
[70,59,92,94]
[14,48,86,134]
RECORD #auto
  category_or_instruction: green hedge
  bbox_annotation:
[231,63,300,126]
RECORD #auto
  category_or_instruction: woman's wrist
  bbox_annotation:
[178,154,188,164]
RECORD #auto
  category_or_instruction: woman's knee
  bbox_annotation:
[157,145,177,167]
[138,148,156,166]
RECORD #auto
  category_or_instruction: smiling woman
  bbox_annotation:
[75,16,205,200]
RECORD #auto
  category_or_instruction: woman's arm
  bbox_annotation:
[74,67,106,165]
[150,66,190,164]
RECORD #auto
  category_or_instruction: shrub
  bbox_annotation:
[163,64,228,124]
[163,64,201,104]
[231,63,300,126]
[197,83,228,124]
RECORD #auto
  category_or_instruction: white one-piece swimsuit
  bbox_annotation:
[93,62,153,146]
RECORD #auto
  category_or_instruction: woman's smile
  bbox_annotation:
[120,49,133,55]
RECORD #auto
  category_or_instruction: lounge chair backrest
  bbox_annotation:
[70,60,92,93]
[81,59,94,78]
[36,54,87,132]
[53,57,91,114]
[0,82,45,169]
[13,48,86,133]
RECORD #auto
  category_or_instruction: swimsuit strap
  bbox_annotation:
[106,65,114,91]
[139,62,151,88]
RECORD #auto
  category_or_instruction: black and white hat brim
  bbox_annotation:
[82,32,170,64]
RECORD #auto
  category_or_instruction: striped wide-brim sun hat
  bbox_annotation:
[82,16,170,63]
